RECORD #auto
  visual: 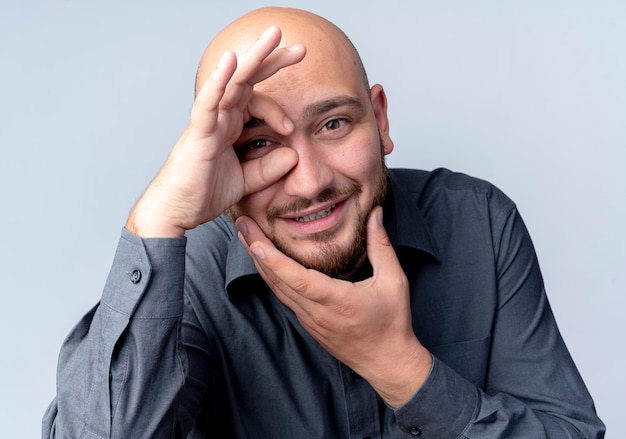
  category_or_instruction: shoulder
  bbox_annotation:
[390,167,504,196]
[389,167,516,214]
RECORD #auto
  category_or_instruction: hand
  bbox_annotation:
[236,206,433,407]
[126,27,306,237]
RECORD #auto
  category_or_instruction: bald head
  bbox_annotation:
[195,7,369,96]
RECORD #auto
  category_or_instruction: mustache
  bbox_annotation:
[266,182,362,221]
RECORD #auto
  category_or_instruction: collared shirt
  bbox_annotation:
[43,168,604,438]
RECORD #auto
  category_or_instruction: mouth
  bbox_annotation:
[293,204,336,223]
[279,196,350,235]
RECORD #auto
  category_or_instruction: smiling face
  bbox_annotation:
[204,8,394,278]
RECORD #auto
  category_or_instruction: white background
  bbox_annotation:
[1,1,623,437]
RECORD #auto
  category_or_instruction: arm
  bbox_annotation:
[126,26,303,239]
[236,207,432,408]
[43,27,306,438]
[43,230,187,438]
[397,206,604,437]
[236,206,605,437]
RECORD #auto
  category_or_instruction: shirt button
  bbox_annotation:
[130,269,142,284]
[409,426,423,436]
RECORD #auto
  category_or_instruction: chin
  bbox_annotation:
[274,224,368,280]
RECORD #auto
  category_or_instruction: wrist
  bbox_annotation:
[366,341,433,408]
[126,200,187,238]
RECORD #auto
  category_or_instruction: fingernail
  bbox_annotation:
[283,116,294,131]
[237,222,248,237]
[251,247,265,260]
[216,51,230,70]
[376,207,383,225]
[260,26,277,40]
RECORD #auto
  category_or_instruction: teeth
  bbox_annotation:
[294,204,336,222]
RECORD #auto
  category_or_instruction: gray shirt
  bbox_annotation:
[43,168,604,438]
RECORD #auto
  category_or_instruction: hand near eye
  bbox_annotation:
[126,27,306,238]
[236,206,433,407]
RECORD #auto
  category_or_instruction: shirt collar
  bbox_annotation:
[225,169,441,299]
[384,170,441,261]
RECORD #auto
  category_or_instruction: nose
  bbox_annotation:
[282,139,334,200]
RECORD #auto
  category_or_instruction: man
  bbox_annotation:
[43,7,604,438]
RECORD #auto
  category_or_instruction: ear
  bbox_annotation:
[370,84,394,155]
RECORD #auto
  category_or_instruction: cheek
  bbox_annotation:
[338,137,383,182]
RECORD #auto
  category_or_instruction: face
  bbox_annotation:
[226,14,394,278]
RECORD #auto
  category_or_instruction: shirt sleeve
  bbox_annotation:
[42,228,190,438]
[394,206,605,438]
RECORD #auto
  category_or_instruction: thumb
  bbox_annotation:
[242,147,298,196]
[366,206,401,277]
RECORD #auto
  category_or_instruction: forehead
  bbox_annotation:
[255,49,368,119]
[196,9,367,100]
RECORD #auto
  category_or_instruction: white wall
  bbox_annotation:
[1,1,623,437]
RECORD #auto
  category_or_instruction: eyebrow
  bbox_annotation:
[243,95,365,130]
[243,118,267,130]
[302,95,365,120]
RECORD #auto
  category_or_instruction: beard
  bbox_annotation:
[268,164,388,279]
[229,141,389,280]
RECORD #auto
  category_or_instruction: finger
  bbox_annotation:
[238,90,299,193]
[241,147,298,196]
[227,26,283,85]
[246,43,306,85]
[235,217,315,309]
[365,207,405,281]
[228,26,305,87]
[235,216,340,305]
[217,26,281,109]
[188,51,238,136]
[246,91,296,135]
[221,28,305,109]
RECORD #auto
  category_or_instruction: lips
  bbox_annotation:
[279,197,349,235]
[293,204,336,222]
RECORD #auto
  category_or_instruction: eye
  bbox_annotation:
[248,139,270,149]
[235,138,277,161]
[322,118,346,132]
[317,117,351,140]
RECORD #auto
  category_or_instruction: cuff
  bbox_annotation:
[395,355,478,437]
[101,228,187,318]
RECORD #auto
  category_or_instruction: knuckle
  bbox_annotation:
[261,268,283,288]
[378,232,393,248]
[310,313,331,330]
[381,271,408,294]
[393,273,409,289]
[332,301,356,319]
[290,278,310,295]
